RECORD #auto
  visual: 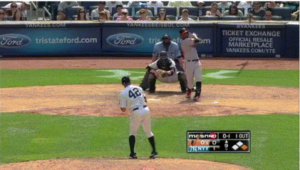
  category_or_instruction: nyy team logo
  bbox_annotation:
[0,34,31,48]
[107,33,144,48]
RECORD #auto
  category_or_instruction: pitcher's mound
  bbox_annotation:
[0,158,250,170]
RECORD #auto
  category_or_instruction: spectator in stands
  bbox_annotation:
[135,3,153,17]
[3,1,22,10]
[19,1,29,19]
[106,1,123,14]
[223,4,244,17]
[179,9,194,21]
[156,8,169,20]
[217,1,232,13]
[138,8,152,20]
[0,9,6,21]
[237,1,252,16]
[168,1,192,7]
[168,1,192,18]
[113,4,123,19]
[10,2,19,17]
[264,10,272,21]
[75,8,89,20]
[5,9,13,20]
[250,1,265,18]
[283,1,299,12]
[116,9,133,21]
[197,1,204,16]
[147,1,164,15]
[91,1,110,20]
[206,3,222,17]
[128,1,142,17]
[99,11,109,21]
[291,7,299,20]
[264,1,280,11]
[128,1,142,8]
[57,1,79,20]
[13,9,22,21]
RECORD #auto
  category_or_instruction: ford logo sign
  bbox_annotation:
[106,33,144,48]
[0,34,31,48]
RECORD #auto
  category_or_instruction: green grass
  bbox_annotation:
[0,69,298,88]
[1,113,299,170]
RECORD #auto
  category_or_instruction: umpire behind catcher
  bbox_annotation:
[140,34,185,91]
[152,34,184,71]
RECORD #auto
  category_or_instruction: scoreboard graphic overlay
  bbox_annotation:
[187,131,251,153]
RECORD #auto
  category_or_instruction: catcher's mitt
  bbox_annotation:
[156,69,169,78]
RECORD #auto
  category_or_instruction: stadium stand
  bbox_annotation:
[271,7,292,20]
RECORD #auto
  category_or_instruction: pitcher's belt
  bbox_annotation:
[132,105,147,111]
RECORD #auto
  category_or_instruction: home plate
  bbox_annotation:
[211,101,219,104]
[148,99,161,101]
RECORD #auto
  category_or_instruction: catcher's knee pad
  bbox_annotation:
[177,71,186,82]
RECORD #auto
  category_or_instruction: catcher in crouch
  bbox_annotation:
[146,51,186,93]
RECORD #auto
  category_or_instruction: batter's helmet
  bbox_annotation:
[179,28,188,34]
[121,76,130,85]
[161,34,171,40]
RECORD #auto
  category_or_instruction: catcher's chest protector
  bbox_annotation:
[157,58,172,71]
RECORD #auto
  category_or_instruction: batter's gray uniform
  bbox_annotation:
[180,38,202,89]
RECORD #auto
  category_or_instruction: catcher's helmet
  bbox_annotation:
[159,51,168,58]
[121,76,130,85]
[161,34,171,40]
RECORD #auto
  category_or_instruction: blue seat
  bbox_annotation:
[271,7,292,20]
[89,5,98,15]
[179,7,200,16]
[167,15,176,20]
[198,16,219,20]
[204,2,213,7]
[221,16,243,20]
[271,15,283,20]
[111,7,117,16]
[158,7,177,17]
[81,1,98,10]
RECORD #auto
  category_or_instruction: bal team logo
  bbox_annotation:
[0,34,31,48]
[106,33,144,48]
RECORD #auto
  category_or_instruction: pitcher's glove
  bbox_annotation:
[156,69,169,78]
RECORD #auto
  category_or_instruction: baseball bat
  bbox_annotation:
[236,60,249,76]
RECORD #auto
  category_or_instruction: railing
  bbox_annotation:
[43,6,52,20]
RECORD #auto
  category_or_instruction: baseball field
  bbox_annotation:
[0,58,299,170]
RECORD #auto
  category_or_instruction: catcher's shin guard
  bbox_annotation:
[178,71,187,93]
[140,70,150,90]
[148,73,156,93]
[195,81,202,96]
